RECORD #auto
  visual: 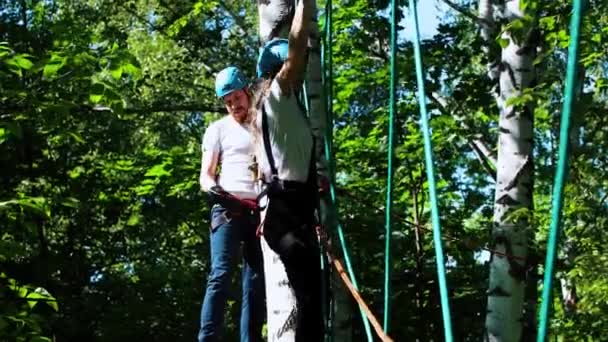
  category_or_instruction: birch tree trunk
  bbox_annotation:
[483,1,538,341]
[558,235,577,315]
[257,1,352,340]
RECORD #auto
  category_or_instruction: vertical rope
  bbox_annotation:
[383,0,398,333]
[408,0,453,340]
[322,1,374,340]
[537,0,582,340]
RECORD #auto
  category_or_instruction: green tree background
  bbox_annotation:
[1,0,607,341]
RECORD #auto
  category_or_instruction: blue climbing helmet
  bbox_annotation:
[215,66,248,98]
[256,38,289,78]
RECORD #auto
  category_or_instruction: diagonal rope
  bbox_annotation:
[537,0,583,340]
[408,0,454,340]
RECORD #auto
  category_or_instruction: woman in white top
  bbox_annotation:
[250,0,323,340]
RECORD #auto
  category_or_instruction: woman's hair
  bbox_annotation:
[247,76,273,166]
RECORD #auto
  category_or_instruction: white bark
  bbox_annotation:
[261,236,298,341]
[485,1,536,341]
[559,237,577,315]
[478,0,499,81]
[257,0,294,43]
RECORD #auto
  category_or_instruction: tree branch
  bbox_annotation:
[439,0,494,29]
[118,3,216,74]
[1,103,225,115]
[93,104,225,114]
[469,141,497,181]
[428,91,497,180]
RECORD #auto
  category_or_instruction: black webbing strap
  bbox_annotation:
[261,103,279,181]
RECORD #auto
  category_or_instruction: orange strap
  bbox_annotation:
[318,226,394,342]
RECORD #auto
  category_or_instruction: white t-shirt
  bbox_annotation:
[256,79,313,183]
[201,115,258,199]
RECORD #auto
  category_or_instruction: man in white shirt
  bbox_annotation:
[252,0,324,340]
[197,66,265,342]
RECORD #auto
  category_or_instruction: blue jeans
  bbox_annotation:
[198,204,265,342]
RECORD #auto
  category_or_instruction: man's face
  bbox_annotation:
[223,89,250,122]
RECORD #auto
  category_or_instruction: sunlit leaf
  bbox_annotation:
[43,54,67,78]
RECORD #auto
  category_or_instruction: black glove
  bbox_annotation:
[208,185,229,203]
[208,185,240,212]
[209,185,229,197]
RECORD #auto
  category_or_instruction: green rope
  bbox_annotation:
[537,1,582,340]
[409,0,453,340]
[383,0,398,333]
[322,1,374,341]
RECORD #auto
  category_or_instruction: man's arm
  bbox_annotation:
[200,150,220,192]
[199,124,221,192]
[276,0,314,92]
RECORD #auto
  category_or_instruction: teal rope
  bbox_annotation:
[322,1,374,341]
[409,0,453,340]
[383,0,398,333]
[537,0,582,340]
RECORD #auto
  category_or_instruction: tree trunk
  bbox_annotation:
[257,1,352,340]
[558,237,577,315]
[484,1,537,341]
[412,180,426,339]
[260,236,298,341]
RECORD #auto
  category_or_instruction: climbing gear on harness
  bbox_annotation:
[207,185,258,217]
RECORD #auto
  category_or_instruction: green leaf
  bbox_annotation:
[26,292,43,309]
[144,163,171,177]
[30,337,52,342]
[497,37,509,48]
[0,197,50,218]
[60,197,80,208]
[539,16,556,30]
[13,54,34,69]
[90,82,105,102]
[68,132,85,144]
[122,63,142,79]
[68,166,85,179]
[89,94,103,103]
[43,54,67,78]
[0,42,12,59]
[134,184,156,195]
[591,33,601,43]
[27,288,58,311]
[111,66,123,80]
[126,213,140,226]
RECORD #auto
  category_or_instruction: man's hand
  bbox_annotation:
[209,185,230,198]
[208,185,243,214]
[207,185,230,204]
